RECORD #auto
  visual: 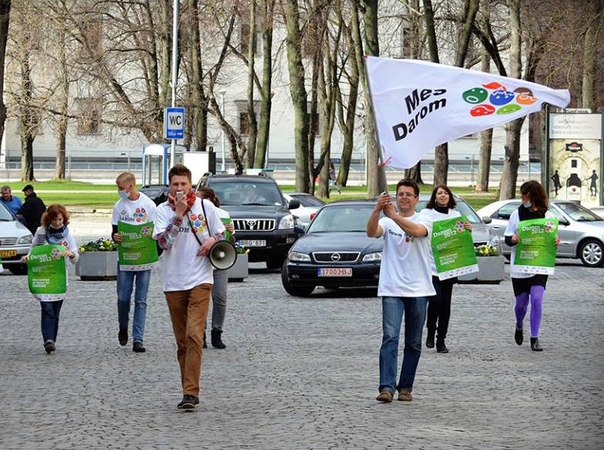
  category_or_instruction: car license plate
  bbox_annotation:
[239,240,266,247]
[0,249,17,257]
[318,267,352,277]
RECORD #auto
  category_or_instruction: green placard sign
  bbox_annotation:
[117,221,159,271]
[431,215,478,280]
[514,218,558,275]
[28,244,67,301]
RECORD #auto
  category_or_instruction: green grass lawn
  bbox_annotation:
[2,179,500,211]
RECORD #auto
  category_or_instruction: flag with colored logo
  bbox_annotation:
[27,244,68,301]
[514,218,558,275]
[365,56,571,169]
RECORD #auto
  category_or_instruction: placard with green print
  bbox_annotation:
[431,215,478,280]
[117,221,159,271]
[514,218,558,275]
[27,244,67,301]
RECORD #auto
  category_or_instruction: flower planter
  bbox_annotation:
[76,251,118,281]
[227,252,248,282]
[458,256,505,284]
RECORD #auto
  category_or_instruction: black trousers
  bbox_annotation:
[426,276,456,341]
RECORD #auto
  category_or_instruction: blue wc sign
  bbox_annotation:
[164,107,185,140]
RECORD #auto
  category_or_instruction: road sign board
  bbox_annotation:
[164,107,185,140]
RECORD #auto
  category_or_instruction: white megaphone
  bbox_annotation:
[209,240,238,270]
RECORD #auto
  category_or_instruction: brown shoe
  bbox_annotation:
[376,391,393,403]
[397,389,413,401]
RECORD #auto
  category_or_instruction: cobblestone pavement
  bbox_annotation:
[1,216,603,449]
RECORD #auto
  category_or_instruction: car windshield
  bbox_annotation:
[210,181,284,207]
[290,194,325,207]
[308,204,374,233]
[555,202,604,222]
[0,203,14,221]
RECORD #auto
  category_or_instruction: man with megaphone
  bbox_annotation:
[153,164,225,411]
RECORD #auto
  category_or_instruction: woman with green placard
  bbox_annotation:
[23,204,79,354]
[505,181,560,352]
[420,185,472,354]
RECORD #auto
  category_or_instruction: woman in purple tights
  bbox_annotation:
[504,181,559,351]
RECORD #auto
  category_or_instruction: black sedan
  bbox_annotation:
[281,201,382,296]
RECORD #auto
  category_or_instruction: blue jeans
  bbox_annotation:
[40,300,63,343]
[379,296,428,393]
[117,266,151,343]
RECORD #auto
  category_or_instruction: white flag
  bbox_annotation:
[365,56,571,169]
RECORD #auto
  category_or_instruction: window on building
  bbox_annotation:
[78,16,103,58]
[75,98,101,135]
[239,13,259,55]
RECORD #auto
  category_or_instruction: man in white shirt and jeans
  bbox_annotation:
[153,164,224,410]
[366,179,435,403]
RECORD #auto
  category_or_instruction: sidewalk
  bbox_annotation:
[0,257,602,448]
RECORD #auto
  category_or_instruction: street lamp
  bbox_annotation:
[219,90,226,172]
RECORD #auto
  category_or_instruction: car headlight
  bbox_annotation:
[362,252,382,262]
[18,235,33,245]
[288,251,311,262]
[278,214,296,229]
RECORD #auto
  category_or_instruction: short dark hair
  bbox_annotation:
[168,164,192,183]
[396,179,420,196]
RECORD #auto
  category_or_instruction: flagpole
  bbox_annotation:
[362,55,388,194]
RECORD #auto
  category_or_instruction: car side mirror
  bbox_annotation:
[481,216,492,224]
[558,217,570,226]
[288,199,301,209]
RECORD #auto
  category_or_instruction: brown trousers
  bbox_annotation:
[164,283,211,397]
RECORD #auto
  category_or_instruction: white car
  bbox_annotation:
[0,202,33,275]
[477,200,604,267]
[284,193,325,227]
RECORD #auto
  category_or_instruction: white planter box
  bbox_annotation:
[76,251,118,281]
[458,256,505,284]
[227,253,248,282]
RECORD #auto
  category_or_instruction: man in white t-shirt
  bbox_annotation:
[366,179,435,403]
[153,164,224,410]
[111,172,157,353]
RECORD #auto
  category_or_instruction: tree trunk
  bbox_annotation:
[0,0,9,156]
[499,0,523,200]
[187,0,207,152]
[433,144,449,186]
[362,0,387,197]
[284,0,310,192]
[255,0,274,169]
[246,0,258,168]
[54,28,68,180]
[475,129,493,192]
[581,0,599,110]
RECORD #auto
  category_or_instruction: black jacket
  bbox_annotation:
[17,193,46,234]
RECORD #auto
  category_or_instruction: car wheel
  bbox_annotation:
[579,239,604,267]
[8,264,28,275]
[281,262,314,297]
[267,254,285,270]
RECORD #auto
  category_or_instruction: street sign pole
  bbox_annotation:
[170,0,179,167]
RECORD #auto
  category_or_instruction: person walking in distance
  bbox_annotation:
[505,181,559,352]
[153,164,225,410]
[366,180,435,403]
[17,184,46,235]
[420,185,472,354]
[112,172,157,353]
[328,162,342,195]
[196,188,235,349]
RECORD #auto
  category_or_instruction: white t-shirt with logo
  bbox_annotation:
[153,197,225,292]
[377,213,435,298]
[419,207,461,276]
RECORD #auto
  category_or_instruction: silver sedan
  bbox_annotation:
[477,200,604,267]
